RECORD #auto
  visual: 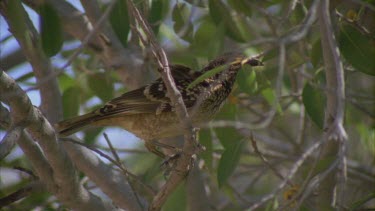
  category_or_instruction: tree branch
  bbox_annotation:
[0,0,62,124]
[0,70,117,210]
[318,0,348,208]
[22,0,146,89]
[126,1,200,210]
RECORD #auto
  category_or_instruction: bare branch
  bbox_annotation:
[0,71,117,210]
[126,1,201,210]
[247,140,323,210]
[318,0,348,208]
[0,0,62,124]
[249,134,293,185]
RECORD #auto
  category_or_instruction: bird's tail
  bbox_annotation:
[55,112,98,137]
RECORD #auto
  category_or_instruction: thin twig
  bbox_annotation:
[103,133,121,163]
[61,138,156,197]
[126,1,199,210]
[249,134,293,186]
[247,140,323,210]
[102,133,146,209]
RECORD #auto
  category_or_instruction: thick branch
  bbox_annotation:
[317,0,348,208]
[0,0,62,124]
[0,70,116,210]
[319,0,347,139]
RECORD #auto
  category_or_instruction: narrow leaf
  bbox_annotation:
[39,3,63,57]
[302,83,325,129]
[62,86,80,118]
[237,66,257,95]
[228,0,252,17]
[199,129,213,170]
[87,73,114,102]
[109,0,129,47]
[188,64,229,89]
[163,183,187,211]
[149,0,165,34]
[261,88,282,113]
[215,127,242,149]
[217,139,245,188]
[339,24,375,76]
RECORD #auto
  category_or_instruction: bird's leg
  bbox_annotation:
[144,141,166,158]
[152,140,182,153]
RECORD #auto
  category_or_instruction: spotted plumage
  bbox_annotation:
[56,53,263,157]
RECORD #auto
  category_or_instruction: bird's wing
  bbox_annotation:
[93,65,201,116]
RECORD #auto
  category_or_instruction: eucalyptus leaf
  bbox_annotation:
[39,3,63,57]
[87,73,114,102]
[302,83,325,129]
[109,0,129,47]
[217,139,245,188]
[339,24,375,76]
[62,86,80,118]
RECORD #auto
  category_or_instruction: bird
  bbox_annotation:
[56,53,263,157]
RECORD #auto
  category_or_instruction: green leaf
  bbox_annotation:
[58,73,76,92]
[217,139,245,188]
[87,73,114,102]
[163,183,187,211]
[263,47,279,61]
[228,0,252,17]
[208,0,225,24]
[172,3,193,41]
[149,0,166,34]
[357,124,375,155]
[199,129,213,170]
[188,63,230,89]
[83,128,103,145]
[215,102,237,120]
[261,88,282,113]
[339,24,375,76]
[215,127,242,149]
[109,0,129,47]
[302,83,325,129]
[39,3,63,57]
[62,87,80,118]
[192,18,224,57]
[225,14,251,42]
[237,66,257,95]
[208,0,249,42]
[311,39,322,68]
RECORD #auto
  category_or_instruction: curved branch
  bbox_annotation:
[317,0,348,208]
[0,70,116,210]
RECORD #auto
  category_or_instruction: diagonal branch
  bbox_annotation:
[0,70,117,210]
[126,1,200,210]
